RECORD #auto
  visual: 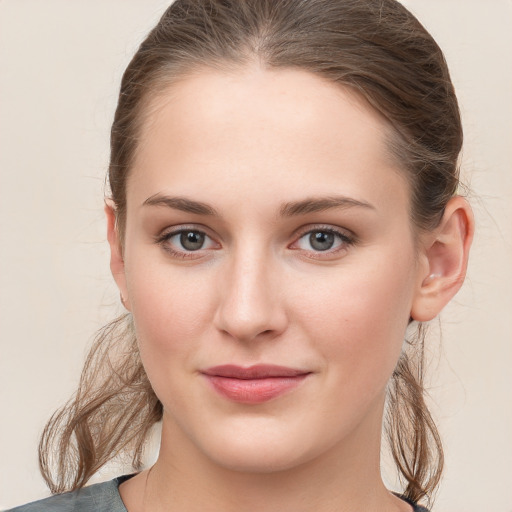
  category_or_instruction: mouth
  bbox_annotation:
[201,364,312,404]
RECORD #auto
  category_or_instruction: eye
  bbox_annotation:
[291,226,354,257]
[175,230,206,251]
[156,227,219,259]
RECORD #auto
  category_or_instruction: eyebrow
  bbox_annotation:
[142,194,375,217]
[279,196,375,216]
[143,194,218,215]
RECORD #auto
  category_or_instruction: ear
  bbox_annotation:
[410,196,474,322]
[105,201,131,311]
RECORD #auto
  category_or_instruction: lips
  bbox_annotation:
[201,364,311,404]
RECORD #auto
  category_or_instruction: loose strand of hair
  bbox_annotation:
[386,323,444,506]
[38,315,162,493]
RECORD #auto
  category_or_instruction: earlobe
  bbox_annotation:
[410,196,474,322]
[105,201,131,311]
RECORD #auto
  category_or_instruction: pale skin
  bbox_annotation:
[107,65,474,512]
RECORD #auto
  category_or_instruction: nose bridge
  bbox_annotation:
[214,240,286,342]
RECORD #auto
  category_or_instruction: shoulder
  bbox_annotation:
[394,493,430,512]
[4,475,134,512]
[407,499,430,512]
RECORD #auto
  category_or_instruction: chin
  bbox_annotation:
[191,418,333,475]
[206,442,312,474]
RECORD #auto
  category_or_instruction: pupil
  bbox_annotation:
[310,231,334,251]
[181,231,204,251]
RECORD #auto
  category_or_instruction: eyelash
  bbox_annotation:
[155,225,217,260]
[291,225,355,259]
[155,224,356,260]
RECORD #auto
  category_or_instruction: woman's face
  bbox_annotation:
[115,66,429,472]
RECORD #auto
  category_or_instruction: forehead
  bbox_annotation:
[128,65,409,217]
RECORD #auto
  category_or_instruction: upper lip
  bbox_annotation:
[201,364,310,379]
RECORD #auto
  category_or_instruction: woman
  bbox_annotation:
[6,0,474,511]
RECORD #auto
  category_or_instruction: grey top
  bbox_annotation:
[5,475,132,512]
[6,474,429,511]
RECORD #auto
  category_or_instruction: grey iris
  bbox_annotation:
[310,231,334,251]
[181,231,205,250]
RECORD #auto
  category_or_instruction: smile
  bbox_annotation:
[201,364,311,404]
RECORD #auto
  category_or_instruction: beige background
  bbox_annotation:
[1,1,511,510]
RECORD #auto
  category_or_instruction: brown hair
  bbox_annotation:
[39,0,461,505]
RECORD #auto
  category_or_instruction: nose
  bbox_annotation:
[213,249,288,343]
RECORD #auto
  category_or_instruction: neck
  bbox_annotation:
[139,408,410,512]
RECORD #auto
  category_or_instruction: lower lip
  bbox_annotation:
[203,375,309,404]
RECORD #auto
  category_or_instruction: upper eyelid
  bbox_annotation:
[155,224,215,242]
[294,224,353,238]
[291,226,354,249]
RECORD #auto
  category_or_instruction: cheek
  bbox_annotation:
[125,256,215,367]
[293,252,416,386]
[124,260,222,416]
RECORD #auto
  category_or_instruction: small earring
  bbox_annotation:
[424,272,442,284]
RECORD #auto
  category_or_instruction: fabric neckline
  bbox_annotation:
[112,474,428,512]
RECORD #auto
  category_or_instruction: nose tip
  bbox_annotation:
[213,257,287,343]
